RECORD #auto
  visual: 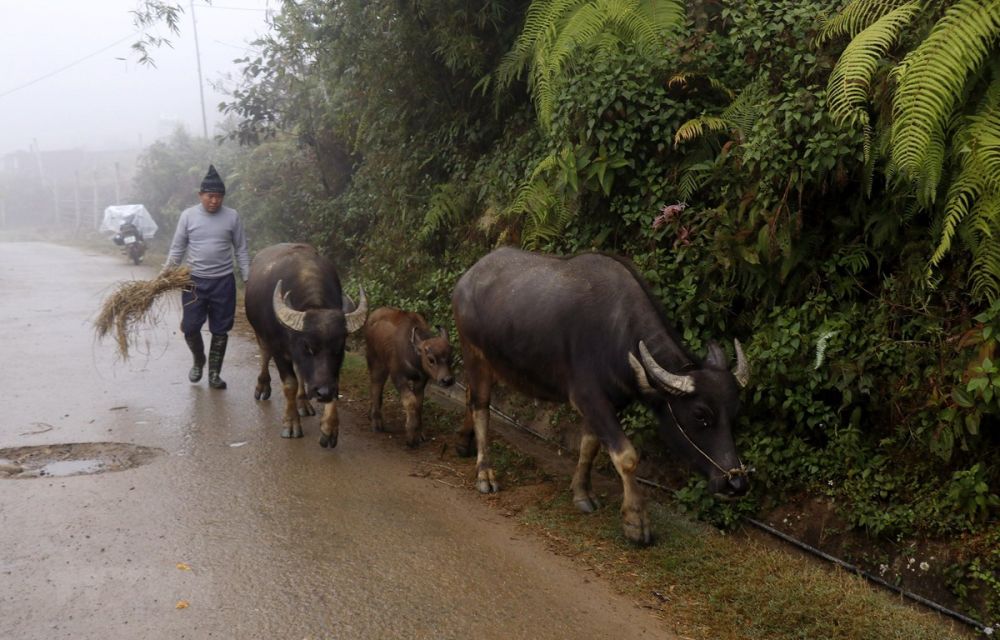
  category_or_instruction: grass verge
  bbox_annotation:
[337,352,972,640]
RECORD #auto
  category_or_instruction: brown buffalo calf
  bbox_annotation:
[364,307,455,446]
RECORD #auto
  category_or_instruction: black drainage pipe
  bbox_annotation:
[435,384,991,635]
[743,515,989,633]
[634,478,990,634]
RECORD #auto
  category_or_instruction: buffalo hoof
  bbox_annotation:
[476,478,499,494]
[281,426,304,439]
[476,468,499,494]
[622,513,653,546]
[574,497,600,513]
[405,432,425,449]
[319,432,338,448]
[371,421,385,433]
[297,400,316,417]
[254,387,271,401]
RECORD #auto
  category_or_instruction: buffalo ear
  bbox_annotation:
[704,341,727,369]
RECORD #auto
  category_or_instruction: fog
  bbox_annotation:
[0,0,275,157]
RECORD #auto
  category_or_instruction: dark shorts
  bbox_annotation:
[181,274,236,336]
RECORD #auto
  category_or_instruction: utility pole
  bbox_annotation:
[92,170,100,230]
[52,183,60,226]
[191,0,209,138]
[74,171,81,232]
[114,162,122,205]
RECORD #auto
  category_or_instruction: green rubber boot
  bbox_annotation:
[208,333,228,390]
[185,333,206,383]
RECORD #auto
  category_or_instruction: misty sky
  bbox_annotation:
[0,0,275,157]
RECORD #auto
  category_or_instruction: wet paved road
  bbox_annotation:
[0,242,674,640]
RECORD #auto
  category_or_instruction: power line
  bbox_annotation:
[0,8,270,99]
[193,3,270,11]
[0,32,139,100]
[213,39,262,52]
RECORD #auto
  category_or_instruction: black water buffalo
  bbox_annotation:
[245,243,367,447]
[452,247,750,544]
[363,307,455,447]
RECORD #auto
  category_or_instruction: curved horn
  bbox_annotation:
[733,338,750,388]
[628,352,655,393]
[638,341,695,396]
[344,286,367,333]
[273,280,306,332]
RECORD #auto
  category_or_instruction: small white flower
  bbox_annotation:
[879,564,888,576]
[983,626,993,636]
[827,480,834,486]
[919,562,929,571]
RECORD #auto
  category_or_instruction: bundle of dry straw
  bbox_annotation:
[94,266,192,359]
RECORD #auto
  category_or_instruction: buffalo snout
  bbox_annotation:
[710,472,749,498]
[439,375,455,387]
[726,474,749,496]
[311,385,337,403]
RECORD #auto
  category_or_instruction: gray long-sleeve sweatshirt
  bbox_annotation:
[165,204,251,281]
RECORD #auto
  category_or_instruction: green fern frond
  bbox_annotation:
[967,193,1000,300]
[528,151,560,181]
[548,3,610,80]
[497,0,685,127]
[814,330,839,370]
[422,182,473,238]
[916,132,947,205]
[672,76,766,147]
[817,0,913,45]
[826,2,919,161]
[510,179,553,217]
[892,0,1000,188]
[667,73,735,98]
[862,117,893,195]
[674,116,729,146]
[720,75,768,139]
[678,170,704,202]
[635,0,686,33]
[677,159,716,200]
[930,169,980,270]
[613,12,661,57]
[513,180,575,249]
[668,72,692,88]
[708,77,736,99]
[496,0,566,89]
[507,151,579,248]
[929,89,1000,280]
[972,106,1000,193]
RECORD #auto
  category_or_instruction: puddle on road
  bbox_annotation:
[0,442,163,479]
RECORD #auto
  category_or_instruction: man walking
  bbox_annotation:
[164,165,250,390]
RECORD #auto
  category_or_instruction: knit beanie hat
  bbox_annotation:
[199,165,226,194]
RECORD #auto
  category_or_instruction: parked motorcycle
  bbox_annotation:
[113,222,147,265]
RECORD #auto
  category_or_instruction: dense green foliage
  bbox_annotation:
[823,0,1000,300]
[133,0,999,621]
